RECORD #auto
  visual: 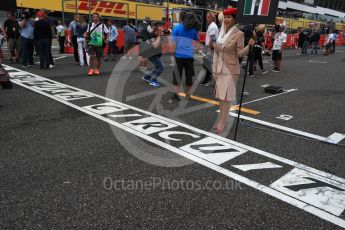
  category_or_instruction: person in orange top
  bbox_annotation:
[212,8,254,134]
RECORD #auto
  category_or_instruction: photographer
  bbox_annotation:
[19,9,35,68]
[141,26,165,87]
[4,11,21,64]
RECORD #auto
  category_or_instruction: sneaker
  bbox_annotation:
[261,70,268,75]
[271,68,280,73]
[248,74,256,78]
[121,56,127,60]
[171,93,181,102]
[94,69,100,75]
[149,79,161,87]
[88,69,95,76]
[129,56,133,60]
[142,76,151,82]
[49,64,55,69]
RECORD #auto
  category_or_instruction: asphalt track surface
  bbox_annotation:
[1,45,345,229]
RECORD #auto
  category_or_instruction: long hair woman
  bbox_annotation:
[76,15,89,66]
[212,8,254,134]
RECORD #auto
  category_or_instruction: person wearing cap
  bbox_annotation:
[33,10,52,69]
[271,24,287,72]
[212,8,254,134]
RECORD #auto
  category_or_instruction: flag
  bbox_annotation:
[244,0,271,16]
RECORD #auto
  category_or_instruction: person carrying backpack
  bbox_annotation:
[85,13,109,76]
[138,17,153,71]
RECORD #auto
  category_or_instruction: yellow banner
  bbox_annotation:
[16,0,185,20]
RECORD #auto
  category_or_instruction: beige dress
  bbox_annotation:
[213,28,250,101]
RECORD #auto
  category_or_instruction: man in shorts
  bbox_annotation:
[271,24,287,73]
[4,12,21,64]
[86,13,109,76]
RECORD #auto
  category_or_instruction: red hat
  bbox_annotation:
[36,11,44,18]
[223,8,237,16]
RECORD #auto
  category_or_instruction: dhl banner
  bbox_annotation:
[16,0,185,20]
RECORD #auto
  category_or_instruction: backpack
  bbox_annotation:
[184,12,195,29]
[138,22,149,41]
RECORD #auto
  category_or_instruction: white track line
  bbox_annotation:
[34,56,68,64]
[229,112,344,144]
[240,89,298,106]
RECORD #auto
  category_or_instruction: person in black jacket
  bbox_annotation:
[34,11,52,69]
[310,31,320,56]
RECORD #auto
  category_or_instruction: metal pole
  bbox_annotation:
[88,0,91,22]
[234,44,253,141]
[75,0,78,15]
[62,0,65,26]
[135,4,137,25]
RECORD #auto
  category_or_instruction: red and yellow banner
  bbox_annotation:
[16,0,185,20]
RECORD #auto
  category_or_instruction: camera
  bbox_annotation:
[21,11,31,19]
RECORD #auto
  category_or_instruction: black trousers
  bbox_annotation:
[58,36,65,53]
[249,47,264,75]
[37,39,50,68]
[49,39,54,65]
[72,35,79,63]
[173,57,194,86]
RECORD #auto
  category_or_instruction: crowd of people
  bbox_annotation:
[1,7,344,132]
[296,28,338,56]
[0,9,55,69]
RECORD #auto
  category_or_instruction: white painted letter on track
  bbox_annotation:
[270,168,345,216]
[180,137,247,165]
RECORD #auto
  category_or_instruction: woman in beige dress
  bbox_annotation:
[212,8,254,134]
